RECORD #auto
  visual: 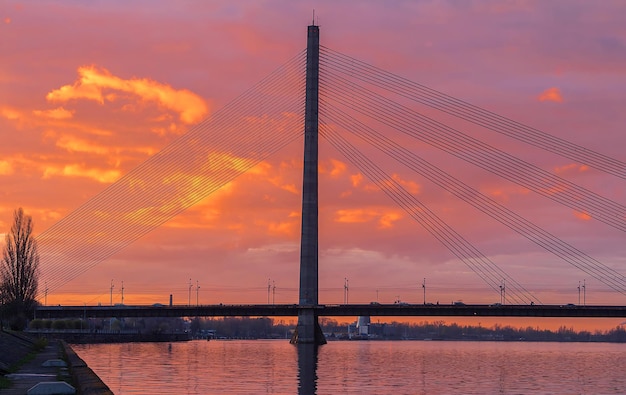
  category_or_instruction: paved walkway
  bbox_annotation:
[1,339,72,395]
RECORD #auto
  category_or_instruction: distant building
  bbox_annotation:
[356,316,370,336]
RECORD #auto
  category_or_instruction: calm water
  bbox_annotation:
[72,340,626,394]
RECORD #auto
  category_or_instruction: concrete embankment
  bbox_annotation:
[61,341,113,395]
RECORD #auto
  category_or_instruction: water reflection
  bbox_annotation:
[297,344,319,394]
[73,341,626,394]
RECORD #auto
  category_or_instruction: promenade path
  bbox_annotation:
[1,337,70,394]
[1,332,111,395]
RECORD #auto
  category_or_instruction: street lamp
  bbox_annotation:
[196,280,200,306]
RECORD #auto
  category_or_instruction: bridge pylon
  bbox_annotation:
[291,24,326,345]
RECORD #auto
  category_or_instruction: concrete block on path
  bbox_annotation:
[27,381,76,395]
[42,359,68,367]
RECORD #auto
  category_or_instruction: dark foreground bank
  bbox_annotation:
[0,330,112,394]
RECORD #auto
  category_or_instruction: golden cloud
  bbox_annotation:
[43,164,121,183]
[46,65,209,124]
[54,134,109,155]
[538,87,563,103]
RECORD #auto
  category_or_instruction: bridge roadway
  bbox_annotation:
[35,303,626,319]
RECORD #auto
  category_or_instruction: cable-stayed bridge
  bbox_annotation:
[35,25,625,342]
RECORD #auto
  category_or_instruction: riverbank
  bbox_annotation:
[0,330,112,394]
[30,330,192,343]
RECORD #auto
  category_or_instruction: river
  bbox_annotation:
[72,340,626,394]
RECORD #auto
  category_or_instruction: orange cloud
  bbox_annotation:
[267,221,297,236]
[0,160,13,175]
[350,173,363,187]
[574,211,592,221]
[538,87,563,103]
[322,159,347,177]
[554,163,589,174]
[0,106,21,120]
[33,107,74,120]
[379,212,402,229]
[46,65,209,123]
[335,208,402,228]
[392,174,421,195]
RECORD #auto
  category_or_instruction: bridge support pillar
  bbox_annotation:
[292,24,326,345]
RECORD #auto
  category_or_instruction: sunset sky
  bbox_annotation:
[1,1,625,330]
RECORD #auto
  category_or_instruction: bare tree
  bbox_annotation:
[1,208,40,315]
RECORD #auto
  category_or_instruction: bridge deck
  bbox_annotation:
[35,304,626,319]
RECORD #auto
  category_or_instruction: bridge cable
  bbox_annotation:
[319,98,626,294]
[320,46,626,179]
[37,50,307,295]
[318,65,626,233]
[319,120,538,305]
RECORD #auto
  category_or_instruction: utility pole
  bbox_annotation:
[578,281,581,305]
[196,280,200,306]
[272,280,276,305]
[267,278,271,304]
[422,278,426,305]
[499,279,506,305]
[110,279,114,306]
[188,278,192,306]
[344,277,349,304]
[121,280,124,304]
[582,279,586,305]
[44,282,48,306]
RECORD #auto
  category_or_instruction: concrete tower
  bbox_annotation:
[291,24,326,345]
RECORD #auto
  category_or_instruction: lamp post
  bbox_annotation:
[422,278,426,305]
